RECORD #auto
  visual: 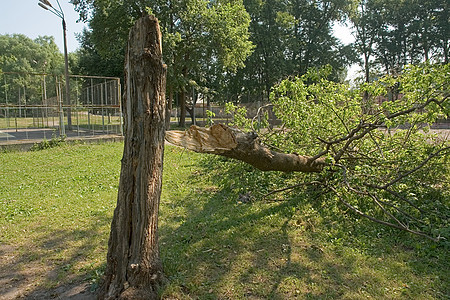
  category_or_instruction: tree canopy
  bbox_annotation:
[349,0,449,82]
[168,63,449,241]
[70,0,449,111]
[70,0,254,125]
[0,34,64,75]
[0,34,68,105]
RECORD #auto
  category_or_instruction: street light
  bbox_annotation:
[38,0,72,131]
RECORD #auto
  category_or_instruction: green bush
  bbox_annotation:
[31,135,66,151]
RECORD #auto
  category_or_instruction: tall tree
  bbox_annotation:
[227,0,356,104]
[0,34,64,75]
[0,34,65,105]
[349,0,449,77]
[283,0,352,75]
[73,29,124,78]
[71,0,253,127]
[348,0,377,83]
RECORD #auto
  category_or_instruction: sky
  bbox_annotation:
[333,22,355,46]
[0,0,87,53]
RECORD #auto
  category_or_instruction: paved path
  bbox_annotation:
[0,128,123,151]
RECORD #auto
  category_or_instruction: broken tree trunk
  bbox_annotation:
[166,124,326,172]
[99,15,167,300]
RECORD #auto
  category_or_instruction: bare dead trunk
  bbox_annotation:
[166,124,325,173]
[99,15,167,300]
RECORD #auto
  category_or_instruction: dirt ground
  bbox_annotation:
[0,244,96,300]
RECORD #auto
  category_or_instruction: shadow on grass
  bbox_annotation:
[2,146,446,299]
[158,156,449,299]
[160,187,349,298]
[0,214,110,299]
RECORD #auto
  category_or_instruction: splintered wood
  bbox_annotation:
[166,124,325,173]
[166,124,238,153]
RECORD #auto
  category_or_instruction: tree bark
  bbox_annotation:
[179,88,186,127]
[166,124,325,173]
[166,87,173,130]
[99,15,167,300]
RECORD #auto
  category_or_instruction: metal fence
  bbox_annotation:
[0,72,122,143]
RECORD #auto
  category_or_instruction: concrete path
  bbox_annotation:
[0,128,123,151]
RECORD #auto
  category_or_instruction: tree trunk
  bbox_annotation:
[179,88,186,127]
[443,42,449,64]
[166,87,173,130]
[166,124,325,173]
[99,15,167,300]
[186,91,198,126]
[363,51,370,84]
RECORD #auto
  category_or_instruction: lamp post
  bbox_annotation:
[38,0,72,131]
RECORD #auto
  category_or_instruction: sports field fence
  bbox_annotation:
[0,71,122,142]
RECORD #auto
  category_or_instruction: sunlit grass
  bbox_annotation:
[0,143,448,299]
[0,110,121,129]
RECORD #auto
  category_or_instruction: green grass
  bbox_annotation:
[0,143,448,299]
[0,142,121,290]
[0,112,121,129]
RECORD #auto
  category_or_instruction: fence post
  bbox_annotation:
[57,77,65,137]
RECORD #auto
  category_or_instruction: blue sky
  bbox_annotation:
[0,0,87,52]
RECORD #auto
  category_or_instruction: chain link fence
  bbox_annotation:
[0,72,122,143]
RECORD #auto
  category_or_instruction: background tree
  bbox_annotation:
[0,34,64,75]
[0,34,65,105]
[225,0,357,103]
[349,0,449,78]
[71,0,254,127]
[348,0,377,83]
[73,29,124,77]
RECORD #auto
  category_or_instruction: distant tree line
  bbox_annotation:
[0,34,66,75]
[2,0,447,126]
[0,34,76,106]
[350,0,448,83]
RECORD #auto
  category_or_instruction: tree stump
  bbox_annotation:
[99,15,167,300]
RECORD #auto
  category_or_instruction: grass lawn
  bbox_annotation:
[0,112,121,130]
[0,142,448,299]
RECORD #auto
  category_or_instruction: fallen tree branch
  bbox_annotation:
[366,146,450,190]
[166,124,326,173]
[328,186,440,242]
[262,181,323,199]
[333,163,444,241]
[386,95,448,120]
